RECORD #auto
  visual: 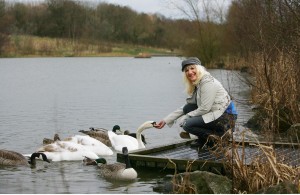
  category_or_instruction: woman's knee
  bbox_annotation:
[182,116,205,134]
[182,121,192,132]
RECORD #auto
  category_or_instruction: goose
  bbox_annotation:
[36,135,113,161]
[108,121,155,152]
[0,149,50,167]
[83,147,137,181]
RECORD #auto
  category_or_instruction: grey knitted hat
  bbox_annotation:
[181,57,201,71]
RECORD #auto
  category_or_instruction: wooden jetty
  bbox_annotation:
[117,138,300,174]
[117,139,226,174]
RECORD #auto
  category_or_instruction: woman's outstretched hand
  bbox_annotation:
[153,120,166,129]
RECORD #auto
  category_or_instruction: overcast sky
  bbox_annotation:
[11,0,232,20]
[101,0,184,19]
[102,0,232,19]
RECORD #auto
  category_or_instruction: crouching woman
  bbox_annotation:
[154,57,237,148]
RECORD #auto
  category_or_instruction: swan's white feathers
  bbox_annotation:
[64,135,113,156]
[108,131,139,151]
[36,135,113,161]
[41,150,98,162]
[107,120,155,152]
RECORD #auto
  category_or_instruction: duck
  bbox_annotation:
[0,149,50,167]
[36,135,113,161]
[43,133,61,145]
[111,125,124,135]
[108,121,155,152]
[83,147,137,181]
[79,125,122,147]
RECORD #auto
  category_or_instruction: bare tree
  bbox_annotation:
[0,0,10,55]
[168,0,229,65]
[226,0,300,135]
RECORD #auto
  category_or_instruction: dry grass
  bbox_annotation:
[246,51,299,136]
[4,35,113,57]
[168,159,198,194]
[165,128,299,193]
[2,35,175,57]
[208,129,300,193]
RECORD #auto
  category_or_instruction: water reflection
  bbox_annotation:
[0,57,253,194]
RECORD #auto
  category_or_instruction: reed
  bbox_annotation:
[3,35,174,57]
[165,128,299,193]
[169,159,197,194]
[246,51,300,138]
[208,129,300,193]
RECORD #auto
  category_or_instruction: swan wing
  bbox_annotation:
[37,142,66,152]
[70,135,113,156]
[41,150,99,161]
[37,141,100,161]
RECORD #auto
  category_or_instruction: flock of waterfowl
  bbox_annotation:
[0,120,156,181]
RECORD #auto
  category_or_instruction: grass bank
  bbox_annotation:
[2,35,180,58]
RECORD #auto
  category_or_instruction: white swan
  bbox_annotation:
[83,147,137,181]
[36,135,113,161]
[108,121,155,152]
[64,135,113,156]
[123,130,147,144]
[36,141,98,161]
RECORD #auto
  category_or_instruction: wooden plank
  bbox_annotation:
[117,139,226,173]
[117,152,225,173]
[116,139,300,173]
[131,139,195,155]
[232,139,300,147]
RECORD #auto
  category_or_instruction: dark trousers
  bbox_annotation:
[182,103,236,145]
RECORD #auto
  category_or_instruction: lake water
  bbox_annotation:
[0,57,253,193]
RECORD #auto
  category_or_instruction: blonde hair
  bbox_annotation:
[183,65,207,95]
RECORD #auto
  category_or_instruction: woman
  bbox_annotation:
[154,57,237,148]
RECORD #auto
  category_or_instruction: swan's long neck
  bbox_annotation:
[136,127,145,149]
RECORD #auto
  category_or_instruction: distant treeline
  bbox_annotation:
[0,0,299,65]
[0,0,196,58]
